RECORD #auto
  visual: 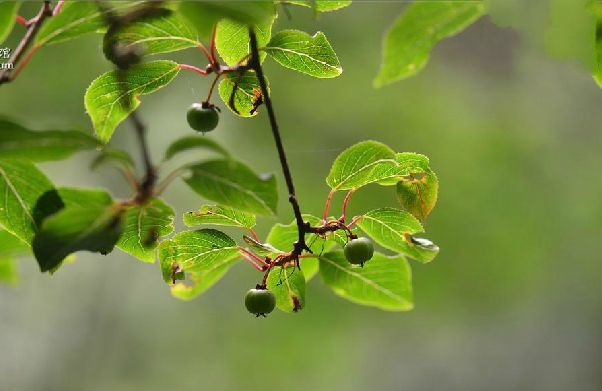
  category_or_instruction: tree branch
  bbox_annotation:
[0,1,53,85]
[248,28,310,257]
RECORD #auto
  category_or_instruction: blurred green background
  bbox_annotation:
[1,2,601,391]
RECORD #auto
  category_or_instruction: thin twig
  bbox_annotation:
[0,1,53,85]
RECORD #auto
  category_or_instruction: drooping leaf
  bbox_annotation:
[242,234,282,257]
[179,0,275,38]
[163,135,230,161]
[90,149,135,171]
[32,202,124,272]
[184,159,278,216]
[264,30,342,78]
[285,1,352,12]
[215,14,275,65]
[0,2,19,45]
[184,205,256,229]
[0,160,55,244]
[395,153,439,221]
[103,10,200,57]
[0,118,100,161]
[0,229,29,286]
[326,141,400,191]
[116,198,174,263]
[85,60,180,143]
[157,229,239,283]
[36,2,139,47]
[374,2,485,87]
[218,70,267,117]
[267,265,306,312]
[356,207,439,263]
[319,251,413,311]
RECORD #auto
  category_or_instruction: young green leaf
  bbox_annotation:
[85,60,180,143]
[319,251,413,311]
[0,161,55,244]
[184,159,278,216]
[326,141,400,191]
[103,11,200,57]
[374,2,484,87]
[0,118,100,161]
[299,258,319,281]
[218,71,267,117]
[0,229,29,286]
[179,1,275,39]
[32,203,124,272]
[267,266,306,312]
[285,1,352,12]
[116,198,174,263]
[36,2,139,47]
[0,1,19,45]
[395,153,438,221]
[356,207,439,263]
[163,136,230,161]
[264,30,342,78]
[170,261,237,301]
[215,15,275,66]
[266,214,329,253]
[184,205,256,229]
[157,229,239,282]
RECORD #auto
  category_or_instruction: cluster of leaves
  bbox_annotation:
[0,0,480,314]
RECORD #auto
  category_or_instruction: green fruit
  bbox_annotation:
[344,237,374,266]
[245,288,276,316]
[187,103,219,132]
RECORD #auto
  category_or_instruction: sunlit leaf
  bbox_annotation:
[218,70,266,117]
[285,1,352,12]
[374,2,484,87]
[264,30,342,78]
[0,118,100,161]
[85,60,180,143]
[0,229,28,286]
[356,207,439,263]
[116,198,174,263]
[319,251,413,311]
[184,159,278,216]
[216,14,275,65]
[267,265,306,312]
[183,205,256,229]
[395,153,438,221]
[0,1,19,45]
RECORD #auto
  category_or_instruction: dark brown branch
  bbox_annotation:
[0,1,53,85]
[248,28,310,257]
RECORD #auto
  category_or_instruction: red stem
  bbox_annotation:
[15,15,27,27]
[53,0,65,16]
[238,247,270,268]
[179,63,209,75]
[210,24,218,64]
[248,228,259,242]
[323,189,335,221]
[240,252,263,271]
[347,215,364,229]
[204,73,220,103]
[340,189,355,221]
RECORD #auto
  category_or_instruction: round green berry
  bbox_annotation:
[245,288,276,317]
[344,237,374,266]
[187,103,219,133]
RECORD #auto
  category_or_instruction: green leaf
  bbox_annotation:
[184,159,278,216]
[218,70,266,117]
[319,251,413,311]
[0,229,29,286]
[374,2,485,87]
[0,1,19,45]
[216,15,275,66]
[266,214,329,253]
[356,207,439,263]
[36,2,138,47]
[0,160,55,244]
[157,229,239,283]
[242,234,282,257]
[264,30,342,78]
[32,202,124,272]
[0,118,100,161]
[184,205,256,229]
[104,10,200,57]
[90,149,135,171]
[85,60,180,143]
[326,141,400,191]
[267,265,306,312]
[170,262,235,301]
[55,187,113,209]
[592,3,602,86]
[285,1,352,12]
[179,1,275,38]
[163,135,230,161]
[299,258,319,281]
[395,153,438,221]
[116,198,174,263]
